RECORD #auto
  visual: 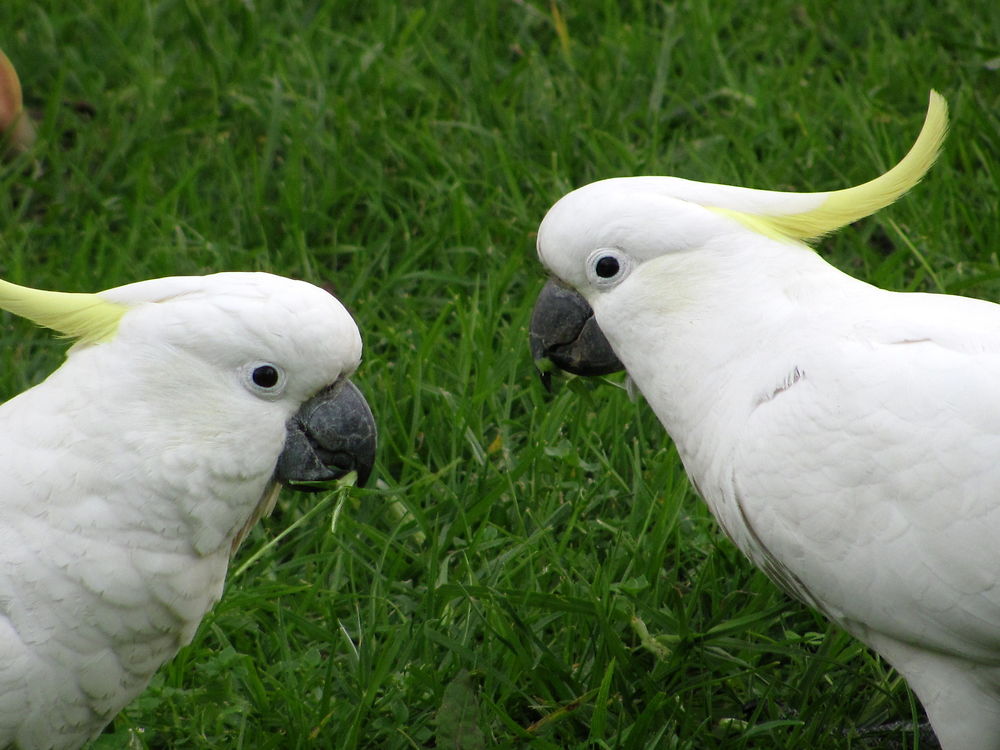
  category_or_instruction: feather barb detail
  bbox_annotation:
[0,278,128,344]
[720,91,948,242]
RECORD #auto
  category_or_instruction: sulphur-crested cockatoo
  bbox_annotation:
[0,271,376,749]
[530,92,1000,750]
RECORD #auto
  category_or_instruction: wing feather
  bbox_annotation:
[730,305,1000,659]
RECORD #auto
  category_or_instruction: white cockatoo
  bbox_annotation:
[530,92,1000,750]
[0,271,376,749]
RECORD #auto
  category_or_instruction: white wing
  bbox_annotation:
[0,376,231,748]
[728,291,1000,662]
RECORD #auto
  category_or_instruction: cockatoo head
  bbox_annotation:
[0,271,376,490]
[530,92,948,385]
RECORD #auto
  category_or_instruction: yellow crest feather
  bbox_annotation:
[723,91,948,242]
[0,278,128,345]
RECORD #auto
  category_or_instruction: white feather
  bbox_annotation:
[0,272,362,749]
[536,106,1000,748]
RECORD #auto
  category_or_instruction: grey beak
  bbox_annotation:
[529,279,624,389]
[275,379,377,490]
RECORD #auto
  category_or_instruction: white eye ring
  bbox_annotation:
[585,247,632,289]
[242,361,287,399]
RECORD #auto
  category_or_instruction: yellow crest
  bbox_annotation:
[0,278,128,345]
[720,91,948,242]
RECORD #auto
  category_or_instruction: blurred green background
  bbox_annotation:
[0,1,997,747]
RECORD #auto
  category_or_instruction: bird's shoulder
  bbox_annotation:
[720,289,1000,658]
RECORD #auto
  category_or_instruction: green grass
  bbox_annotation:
[0,0,998,747]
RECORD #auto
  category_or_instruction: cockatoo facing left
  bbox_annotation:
[530,93,1000,750]
[0,271,376,749]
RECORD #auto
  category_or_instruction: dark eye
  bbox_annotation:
[252,365,280,388]
[587,248,632,288]
[595,255,620,278]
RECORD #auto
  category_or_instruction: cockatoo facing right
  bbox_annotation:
[0,271,376,749]
[530,93,1000,749]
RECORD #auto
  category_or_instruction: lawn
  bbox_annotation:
[0,0,998,747]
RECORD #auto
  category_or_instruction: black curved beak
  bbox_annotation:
[529,279,624,390]
[275,379,377,490]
